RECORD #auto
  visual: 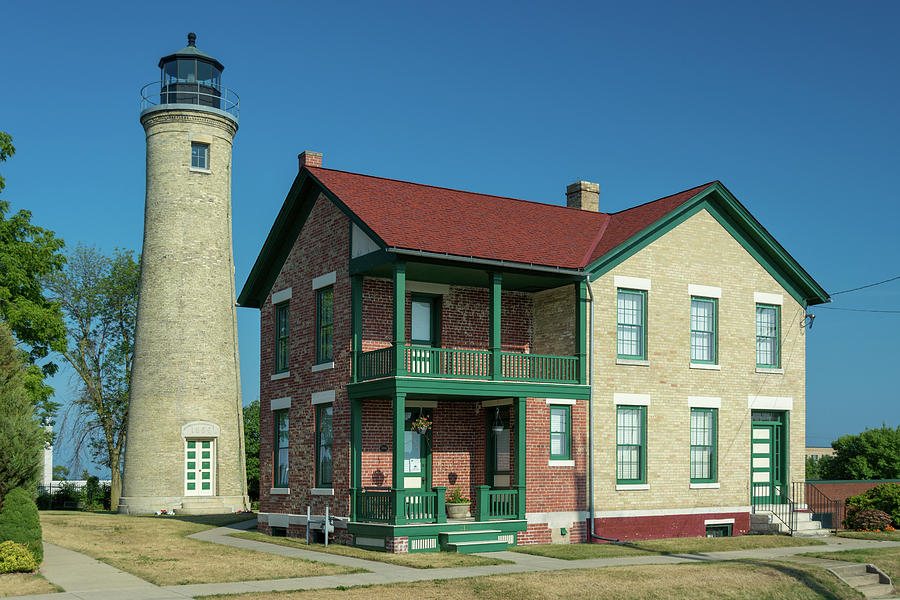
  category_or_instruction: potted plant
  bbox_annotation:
[446,487,471,519]
[411,414,432,435]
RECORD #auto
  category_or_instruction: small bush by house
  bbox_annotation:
[845,483,900,526]
[844,507,894,531]
[0,487,43,563]
[0,541,37,573]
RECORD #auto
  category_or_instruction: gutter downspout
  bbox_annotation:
[586,276,619,543]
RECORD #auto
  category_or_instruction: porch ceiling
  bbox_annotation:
[347,376,591,401]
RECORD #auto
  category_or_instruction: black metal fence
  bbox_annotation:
[752,483,797,534]
[36,480,111,511]
[801,481,842,530]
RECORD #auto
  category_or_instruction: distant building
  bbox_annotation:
[806,446,836,461]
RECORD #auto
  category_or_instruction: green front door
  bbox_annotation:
[751,411,786,505]
[404,409,431,490]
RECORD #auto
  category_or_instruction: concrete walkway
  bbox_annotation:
[10,520,900,600]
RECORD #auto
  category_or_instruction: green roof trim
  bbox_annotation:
[586,182,830,308]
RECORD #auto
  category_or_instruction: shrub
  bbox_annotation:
[0,541,37,574]
[844,507,893,531]
[0,487,42,563]
[845,483,900,526]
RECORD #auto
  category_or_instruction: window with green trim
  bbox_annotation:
[616,405,645,483]
[274,409,289,488]
[410,294,441,346]
[316,404,333,487]
[690,408,717,482]
[549,405,571,460]
[690,297,717,364]
[756,304,779,367]
[316,287,333,364]
[274,302,289,373]
[617,289,646,360]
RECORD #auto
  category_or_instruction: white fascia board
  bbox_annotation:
[689,284,722,299]
[614,393,650,406]
[688,396,721,409]
[312,272,336,290]
[614,275,651,291]
[748,395,793,411]
[311,390,335,405]
[754,292,783,305]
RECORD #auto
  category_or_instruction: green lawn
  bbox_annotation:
[510,535,826,560]
[804,546,900,583]
[231,530,511,568]
[197,560,862,600]
[836,530,900,542]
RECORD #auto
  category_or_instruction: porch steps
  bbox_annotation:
[439,529,508,553]
[829,564,895,598]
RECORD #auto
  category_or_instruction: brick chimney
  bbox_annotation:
[566,180,600,212]
[298,151,323,170]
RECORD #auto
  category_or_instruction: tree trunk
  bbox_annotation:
[109,450,122,510]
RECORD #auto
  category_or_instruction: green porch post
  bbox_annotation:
[489,272,502,380]
[351,275,362,383]
[514,396,527,520]
[350,397,362,522]
[391,392,407,525]
[393,260,406,376]
[575,280,588,385]
[433,486,447,523]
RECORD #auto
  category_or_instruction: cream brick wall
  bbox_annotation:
[533,285,575,357]
[590,208,807,513]
[120,109,248,512]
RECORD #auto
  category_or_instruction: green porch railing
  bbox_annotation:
[357,345,580,384]
[474,485,521,520]
[355,487,448,524]
[358,346,394,381]
[356,487,393,522]
[501,352,578,383]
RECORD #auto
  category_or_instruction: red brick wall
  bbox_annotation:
[807,481,899,504]
[258,192,352,518]
[587,512,750,541]
[361,400,392,488]
[524,398,587,514]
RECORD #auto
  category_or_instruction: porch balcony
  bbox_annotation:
[353,485,523,525]
[357,345,580,384]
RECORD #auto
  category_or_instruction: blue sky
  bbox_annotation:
[1,0,897,474]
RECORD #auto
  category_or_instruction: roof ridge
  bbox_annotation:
[608,181,718,215]
[307,166,612,218]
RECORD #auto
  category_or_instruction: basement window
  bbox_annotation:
[706,524,732,537]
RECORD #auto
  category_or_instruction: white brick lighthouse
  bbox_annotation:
[119,34,248,514]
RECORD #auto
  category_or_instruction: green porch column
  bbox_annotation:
[490,272,502,380]
[351,275,362,383]
[393,260,406,376]
[514,396,527,519]
[575,280,588,385]
[350,397,362,522]
[391,392,407,525]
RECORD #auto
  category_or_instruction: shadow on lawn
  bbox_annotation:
[133,513,257,528]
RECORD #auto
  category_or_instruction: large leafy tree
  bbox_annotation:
[0,321,44,500]
[45,245,139,509]
[243,399,260,501]
[0,131,67,421]
[821,425,900,480]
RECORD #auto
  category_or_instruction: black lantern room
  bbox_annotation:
[159,33,224,109]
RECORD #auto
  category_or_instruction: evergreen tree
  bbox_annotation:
[0,487,42,564]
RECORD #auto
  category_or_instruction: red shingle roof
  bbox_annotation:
[307,166,714,270]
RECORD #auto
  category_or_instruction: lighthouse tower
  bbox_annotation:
[119,34,248,514]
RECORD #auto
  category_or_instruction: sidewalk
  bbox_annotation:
[9,520,900,600]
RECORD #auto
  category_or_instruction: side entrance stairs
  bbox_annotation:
[829,563,895,599]
[750,510,830,537]
[438,529,509,553]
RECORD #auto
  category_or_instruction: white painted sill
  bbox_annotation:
[189,167,211,174]
[548,460,575,467]
[690,363,721,371]
[311,362,334,373]
[616,483,650,491]
[270,488,290,495]
[270,371,290,381]
[616,358,650,367]
[690,482,721,489]
[756,367,784,374]
[311,488,335,496]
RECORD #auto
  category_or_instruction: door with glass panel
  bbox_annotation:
[486,406,511,488]
[751,411,785,505]
[185,439,215,496]
[409,295,439,374]
[404,409,431,490]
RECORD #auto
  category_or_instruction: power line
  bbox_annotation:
[830,274,900,296]
[815,306,900,314]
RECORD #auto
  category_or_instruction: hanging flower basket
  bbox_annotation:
[411,415,432,434]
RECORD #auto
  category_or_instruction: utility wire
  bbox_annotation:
[814,306,900,314]
[830,274,900,296]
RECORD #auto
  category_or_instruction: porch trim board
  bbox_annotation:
[347,377,590,401]
[348,519,527,552]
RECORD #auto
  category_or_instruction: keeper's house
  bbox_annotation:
[238,152,829,552]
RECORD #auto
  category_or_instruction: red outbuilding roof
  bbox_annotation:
[308,166,713,270]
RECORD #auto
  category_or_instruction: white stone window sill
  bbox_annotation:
[756,367,784,374]
[616,483,649,491]
[548,459,575,467]
[271,371,290,381]
[690,482,720,489]
[270,488,290,495]
[189,167,211,174]
[616,358,649,367]
[311,488,334,496]
[690,363,721,370]
[311,362,334,373]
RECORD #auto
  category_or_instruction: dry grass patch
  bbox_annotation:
[40,511,362,585]
[837,530,900,542]
[0,573,62,597]
[231,530,510,568]
[511,535,826,560]
[198,560,860,600]
[805,546,900,582]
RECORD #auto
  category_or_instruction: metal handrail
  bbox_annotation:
[140,81,240,118]
[801,481,841,532]
[752,483,797,534]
